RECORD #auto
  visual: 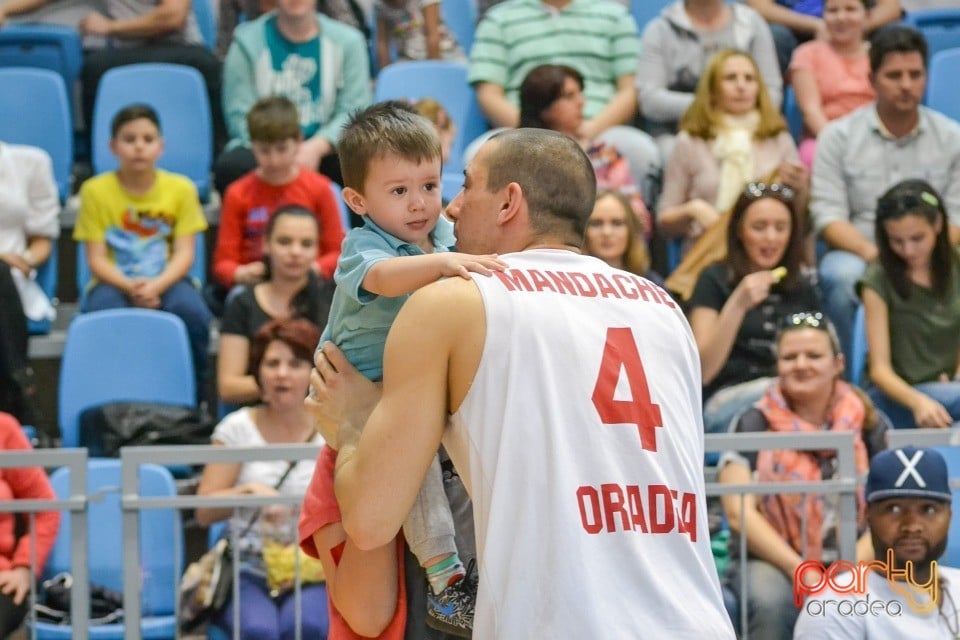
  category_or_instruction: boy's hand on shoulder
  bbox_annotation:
[436,253,508,279]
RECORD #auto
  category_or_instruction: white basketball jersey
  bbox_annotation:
[446,250,735,639]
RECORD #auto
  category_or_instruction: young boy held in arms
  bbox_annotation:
[301,101,505,637]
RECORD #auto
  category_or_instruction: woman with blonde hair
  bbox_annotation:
[658,49,808,257]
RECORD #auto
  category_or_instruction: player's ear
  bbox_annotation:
[497,182,523,225]
[341,187,368,216]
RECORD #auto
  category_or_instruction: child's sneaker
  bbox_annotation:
[426,561,477,637]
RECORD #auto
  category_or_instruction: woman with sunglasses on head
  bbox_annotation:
[859,179,960,429]
[658,49,809,259]
[689,182,820,435]
[717,313,882,640]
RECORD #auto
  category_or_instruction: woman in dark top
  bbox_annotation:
[218,205,333,404]
[688,182,819,433]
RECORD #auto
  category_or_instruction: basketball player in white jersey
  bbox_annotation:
[310,129,736,638]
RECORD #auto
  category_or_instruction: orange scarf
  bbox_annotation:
[755,381,869,561]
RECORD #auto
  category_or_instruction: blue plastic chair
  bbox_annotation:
[0,24,83,88]
[783,85,803,144]
[441,0,477,54]
[665,237,683,275]
[631,0,671,33]
[92,63,213,201]
[850,305,867,388]
[192,0,217,51]
[926,48,960,122]
[76,233,207,308]
[33,460,182,639]
[58,309,196,449]
[374,60,489,197]
[904,9,960,59]
[327,181,352,231]
[0,67,73,200]
[934,446,960,569]
[26,242,58,336]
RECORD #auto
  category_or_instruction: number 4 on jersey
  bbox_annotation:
[591,327,663,452]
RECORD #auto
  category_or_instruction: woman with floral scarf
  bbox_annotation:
[717,313,886,640]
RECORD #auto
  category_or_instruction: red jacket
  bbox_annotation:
[213,168,345,287]
[0,413,59,575]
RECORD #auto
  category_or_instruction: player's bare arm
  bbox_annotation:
[335,276,485,550]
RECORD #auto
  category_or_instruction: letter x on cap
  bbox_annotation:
[866,446,952,504]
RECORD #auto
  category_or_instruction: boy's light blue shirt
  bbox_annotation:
[320,214,456,381]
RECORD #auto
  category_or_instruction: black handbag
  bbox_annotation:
[34,572,124,626]
[78,401,214,457]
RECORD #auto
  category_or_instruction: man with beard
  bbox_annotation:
[794,446,960,638]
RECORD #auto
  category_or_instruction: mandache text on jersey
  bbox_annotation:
[576,482,698,541]
[493,268,676,307]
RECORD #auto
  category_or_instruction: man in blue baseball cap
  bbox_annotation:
[795,446,960,638]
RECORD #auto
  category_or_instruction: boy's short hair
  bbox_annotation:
[339,101,442,192]
[869,25,928,73]
[247,96,302,143]
[111,104,161,138]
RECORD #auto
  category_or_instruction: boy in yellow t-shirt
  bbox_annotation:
[74,104,212,398]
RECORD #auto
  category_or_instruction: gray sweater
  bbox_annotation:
[636,2,782,135]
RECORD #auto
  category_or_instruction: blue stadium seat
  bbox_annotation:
[327,181,352,231]
[926,47,960,122]
[631,0,671,33]
[666,237,682,275]
[58,309,196,449]
[442,0,477,54]
[27,242,58,336]
[76,233,207,308]
[33,460,182,639]
[904,9,960,59]
[850,305,867,387]
[783,85,803,143]
[192,0,217,51]
[375,60,489,200]
[934,446,960,569]
[92,63,213,201]
[0,24,83,89]
[0,67,73,200]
